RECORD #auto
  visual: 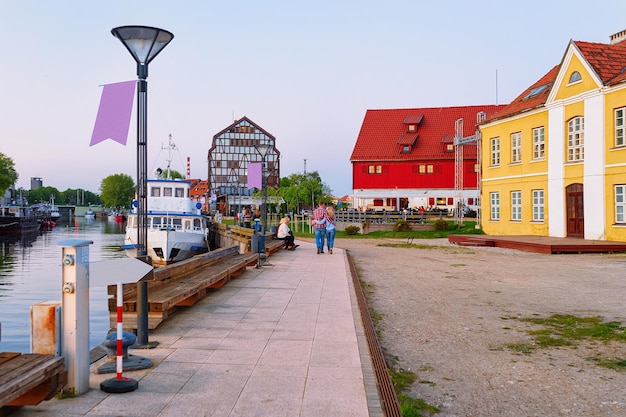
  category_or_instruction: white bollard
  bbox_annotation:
[57,238,93,395]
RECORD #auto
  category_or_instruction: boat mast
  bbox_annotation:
[163,134,177,179]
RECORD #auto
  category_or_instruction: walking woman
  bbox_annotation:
[325,206,336,254]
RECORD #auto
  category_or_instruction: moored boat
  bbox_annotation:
[123,177,209,266]
[109,211,126,223]
[84,209,96,219]
[32,197,61,228]
[0,205,40,235]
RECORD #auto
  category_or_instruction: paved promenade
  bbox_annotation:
[13,241,382,417]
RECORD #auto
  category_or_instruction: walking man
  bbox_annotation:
[312,201,328,254]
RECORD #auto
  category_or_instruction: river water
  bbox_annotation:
[0,218,126,353]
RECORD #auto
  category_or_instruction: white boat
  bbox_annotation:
[84,208,96,219]
[49,196,61,222]
[123,177,209,266]
[123,136,208,266]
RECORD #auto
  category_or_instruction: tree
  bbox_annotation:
[100,173,135,208]
[167,169,184,179]
[28,186,60,204]
[0,152,18,196]
[60,188,100,205]
[279,171,332,213]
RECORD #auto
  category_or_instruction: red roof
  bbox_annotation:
[575,40,626,86]
[190,180,209,197]
[486,37,626,123]
[351,105,504,162]
[487,65,560,122]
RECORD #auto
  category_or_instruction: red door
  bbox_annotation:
[566,183,584,238]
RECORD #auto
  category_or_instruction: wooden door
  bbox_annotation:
[566,183,584,238]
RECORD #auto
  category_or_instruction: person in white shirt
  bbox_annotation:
[277,217,298,250]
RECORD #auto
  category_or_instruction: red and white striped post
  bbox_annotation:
[115,283,125,379]
[100,282,138,393]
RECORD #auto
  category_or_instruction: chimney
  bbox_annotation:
[610,29,626,45]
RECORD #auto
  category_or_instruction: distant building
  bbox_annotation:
[480,29,626,241]
[208,116,281,215]
[30,177,43,190]
[350,106,503,212]
[189,179,208,212]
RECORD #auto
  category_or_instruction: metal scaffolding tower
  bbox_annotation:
[453,112,486,226]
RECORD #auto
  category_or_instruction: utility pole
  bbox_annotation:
[303,158,307,175]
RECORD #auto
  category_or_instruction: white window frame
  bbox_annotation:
[616,107,626,147]
[511,191,522,221]
[511,132,522,163]
[490,137,500,166]
[532,127,545,159]
[567,117,584,162]
[615,185,626,224]
[490,192,500,220]
[532,189,544,221]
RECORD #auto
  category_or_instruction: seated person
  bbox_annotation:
[276,217,297,249]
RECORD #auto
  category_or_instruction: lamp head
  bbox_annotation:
[111,25,174,78]
[254,144,271,158]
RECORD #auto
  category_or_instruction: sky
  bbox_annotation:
[1,1,625,199]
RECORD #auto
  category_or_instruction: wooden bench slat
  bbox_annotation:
[0,353,65,407]
[0,352,21,367]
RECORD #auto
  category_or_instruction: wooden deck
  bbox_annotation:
[448,234,626,254]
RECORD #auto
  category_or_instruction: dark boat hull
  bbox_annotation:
[0,216,40,234]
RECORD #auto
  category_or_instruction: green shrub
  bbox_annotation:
[434,219,449,231]
[394,220,411,232]
[344,225,360,235]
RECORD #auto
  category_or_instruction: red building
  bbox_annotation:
[350,105,503,212]
[189,179,209,213]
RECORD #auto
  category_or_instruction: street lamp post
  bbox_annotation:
[254,144,271,234]
[112,25,173,349]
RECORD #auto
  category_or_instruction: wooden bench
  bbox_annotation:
[108,246,258,330]
[266,237,287,255]
[0,352,66,412]
[219,224,281,255]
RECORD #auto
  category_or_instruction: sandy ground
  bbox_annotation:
[335,238,626,417]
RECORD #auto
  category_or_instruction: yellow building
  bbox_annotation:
[480,29,626,241]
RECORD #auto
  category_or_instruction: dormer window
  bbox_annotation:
[569,71,582,84]
[445,144,454,152]
[523,83,551,99]
[401,145,411,153]
[408,124,417,132]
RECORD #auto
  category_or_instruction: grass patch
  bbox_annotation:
[397,392,440,417]
[327,221,482,240]
[588,356,626,371]
[505,343,535,355]
[389,369,440,417]
[377,243,452,249]
[521,314,626,343]
[56,387,76,399]
[504,314,626,368]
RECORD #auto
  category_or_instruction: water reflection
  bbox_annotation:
[0,219,126,353]
[0,232,41,296]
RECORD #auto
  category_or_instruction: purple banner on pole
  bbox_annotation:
[247,162,262,189]
[90,80,136,146]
